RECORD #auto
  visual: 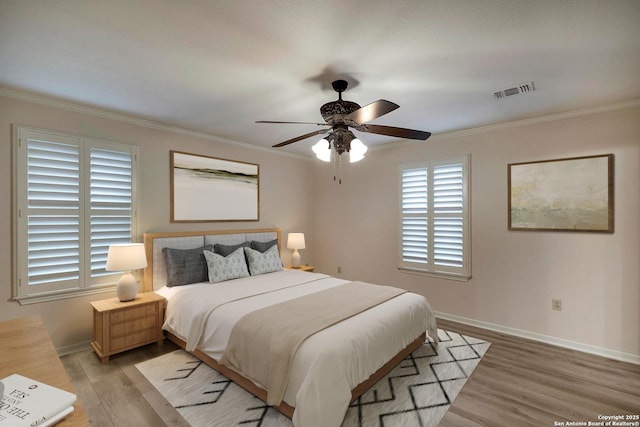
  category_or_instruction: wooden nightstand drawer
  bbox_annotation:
[110,304,158,324]
[110,309,126,323]
[110,329,155,352]
[90,293,165,363]
[110,315,157,336]
[111,319,139,337]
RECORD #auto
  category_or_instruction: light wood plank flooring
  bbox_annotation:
[61,319,639,426]
[437,319,639,426]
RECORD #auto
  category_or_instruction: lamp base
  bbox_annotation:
[116,272,138,302]
[291,250,301,268]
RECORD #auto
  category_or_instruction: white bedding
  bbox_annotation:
[158,269,437,427]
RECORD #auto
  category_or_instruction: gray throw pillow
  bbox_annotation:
[250,239,278,253]
[162,244,213,287]
[214,241,249,257]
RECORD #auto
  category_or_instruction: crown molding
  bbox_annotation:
[3,85,637,159]
[0,85,309,160]
[373,98,640,152]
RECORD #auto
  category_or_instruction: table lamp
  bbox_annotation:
[106,243,147,301]
[287,233,306,268]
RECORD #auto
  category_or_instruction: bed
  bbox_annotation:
[143,228,437,427]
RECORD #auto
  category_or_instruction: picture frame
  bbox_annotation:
[508,154,613,232]
[170,150,259,222]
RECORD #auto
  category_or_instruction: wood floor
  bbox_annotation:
[61,339,187,427]
[436,319,639,426]
[61,318,640,426]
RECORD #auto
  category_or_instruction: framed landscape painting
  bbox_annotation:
[170,151,259,222]
[508,154,613,232]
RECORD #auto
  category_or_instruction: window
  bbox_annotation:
[399,155,470,280]
[13,126,139,303]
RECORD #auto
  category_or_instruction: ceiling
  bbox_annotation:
[1,0,639,156]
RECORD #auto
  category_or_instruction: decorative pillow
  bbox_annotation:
[203,248,250,283]
[244,245,283,276]
[214,241,249,257]
[250,239,278,253]
[162,245,213,287]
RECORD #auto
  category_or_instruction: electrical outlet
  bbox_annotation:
[552,299,562,311]
[337,266,342,274]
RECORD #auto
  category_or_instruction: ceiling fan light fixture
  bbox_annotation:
[312,139,332,162]
[349,138,367,163]
[261,78,430,173]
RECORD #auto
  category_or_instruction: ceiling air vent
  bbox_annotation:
[494,81,535,99]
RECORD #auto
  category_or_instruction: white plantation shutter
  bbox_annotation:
[401,168,429,265]
[15,127,138,301]
[433,162,464,271]
[89,146,133,283]
[399,156,470,279]
[26,138,81,288]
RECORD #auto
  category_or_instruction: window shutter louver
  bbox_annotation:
[27,216,80,285]
[399,156,470,279]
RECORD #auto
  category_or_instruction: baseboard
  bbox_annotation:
[435,311,640,365]
[57,340,92,357]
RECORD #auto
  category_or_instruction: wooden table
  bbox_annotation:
[0,316,90,426]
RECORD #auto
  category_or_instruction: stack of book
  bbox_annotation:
[0,374,76,426]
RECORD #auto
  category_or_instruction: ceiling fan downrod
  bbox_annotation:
[331,79,349,100]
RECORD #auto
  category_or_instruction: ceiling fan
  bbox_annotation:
[257,80,431,160]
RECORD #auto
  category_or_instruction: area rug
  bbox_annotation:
[135,329,489,427]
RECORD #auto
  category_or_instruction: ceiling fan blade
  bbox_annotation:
[272,129,331,147]
[359,124,431,140]
[256,120,327,126]
[345,99,399,124]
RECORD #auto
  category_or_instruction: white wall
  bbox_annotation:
[0,93,314,350]
[312,104,640,358]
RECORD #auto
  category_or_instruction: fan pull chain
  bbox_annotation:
[333,153,342,184]
[331,149,339,184]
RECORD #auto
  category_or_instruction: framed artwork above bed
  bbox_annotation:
[170,150,259,222]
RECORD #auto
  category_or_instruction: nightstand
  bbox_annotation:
[90,292,165,363]
[285,265,315,272]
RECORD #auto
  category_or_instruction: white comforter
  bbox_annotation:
[159,270,437,427]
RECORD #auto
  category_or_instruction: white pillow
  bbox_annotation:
[203,248,249,283]
[244,245,283,276]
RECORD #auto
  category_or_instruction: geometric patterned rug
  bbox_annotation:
[135,330,490,427]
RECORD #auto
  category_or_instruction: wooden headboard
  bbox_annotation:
[142,228,281,292]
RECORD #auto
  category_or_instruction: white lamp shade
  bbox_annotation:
[106,243,148,272]
[349,138,367,163]
[287,233,306,250]
[312,139,332,162]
